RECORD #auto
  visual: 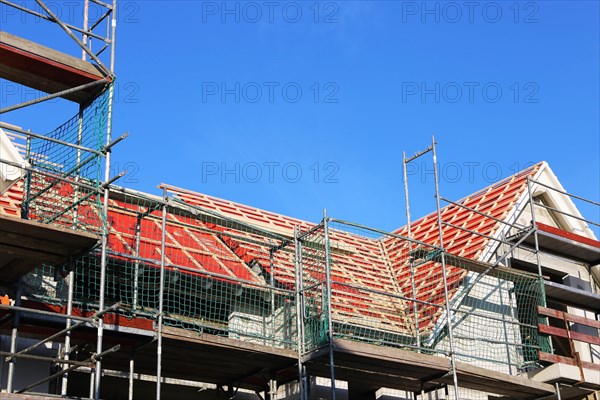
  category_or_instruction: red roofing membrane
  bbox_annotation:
[0,163,543,336]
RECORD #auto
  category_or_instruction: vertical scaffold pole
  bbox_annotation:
[94,81,114,400]
[66,19,85,384]
[156,194,167,400]
[61,261,75,395]
[431,136,460,399]
[129,350,135,400]
[94,3,117,398]
[403,151,420,350]
[21,135,32,220]
[82,0,89,61]
[294,226,307,400]
[133,215,142,311]
[526,177,550,359]
[270,247,276,346]
[6,279,23,393]
[323,211,336,400]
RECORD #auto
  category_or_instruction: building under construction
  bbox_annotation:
[0,2,599,399]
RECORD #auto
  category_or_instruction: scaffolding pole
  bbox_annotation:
[6,279,23,393]
[403,150,421,350]
[294,225,308,400]
[17,345,120,395]
[431,136,460,399]
[133,214,143,311]
[323,212,336,400]
[6,303,120,363]
[269,247,276,346]
[156,194,168,400]
[129,349,135,400]
[63,80,85,394]
[94,6,117,393]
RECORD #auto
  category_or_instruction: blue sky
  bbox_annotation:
[1,1,599,232]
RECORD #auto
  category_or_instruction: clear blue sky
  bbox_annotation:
[1,1,599,232]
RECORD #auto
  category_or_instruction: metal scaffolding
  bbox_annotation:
[0,0,121,398]
[1,143,570,399]
[1,3,598,399]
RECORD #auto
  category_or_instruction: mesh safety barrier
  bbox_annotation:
[21,86,110,233]
[24,188,298,349]
[20,187,549,374]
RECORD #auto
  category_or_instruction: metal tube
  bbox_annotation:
[0,78,109,114]
[530,178,600,206]
[129,350,135,400]
[92,342,120,358]
[44,190,97,225]
[94,75,116,400]
[442,221,513,245]
[533,202,600,227]
[0,0,111,42]
[451,306,539,330]
[527,177,550,361]
[0,351,91,366]
[102,249,292,297]
[18,364,83,394]
[90,0,113,9]
[440,196,529,229]
[0,122,104,156]
[89,370,95,399]
[0,304,94,323]
[110,0,117,72]
[61,267,75,395]
[95,42,110,58]
[156,196,167,400]
[431,136,460,399]
[5,161,104,196]
[294,226,307,400]
[17,345,119,394]
[498,279,513,375]
[405,145,433,163]
[6,279,22,393]
[34,0,111,76]
[403,150,420,350]
[450,333,541,349]
[133,215,142,310]
[73,103,84,229]
[323,213,336,400]
[268,378,277,400]
[104,132,129,152]
[270,249,276,346]
[328,218,443,251]
[6,319,88,362]
[21,135,32,219]
[296,222,326,241]
[89,9,112,31]
[25,151,101,204]
[82,0,89,60]
[11,303,120,364]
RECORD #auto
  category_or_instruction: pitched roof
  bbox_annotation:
[160,162,544,335]
[0,162,545,337]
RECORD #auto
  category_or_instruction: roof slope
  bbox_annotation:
[161,162,543,335]
[380,163,543,330]
[0,163,545,336]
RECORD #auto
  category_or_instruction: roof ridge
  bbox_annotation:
[159,183,313,227]
[392,161,544,234]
